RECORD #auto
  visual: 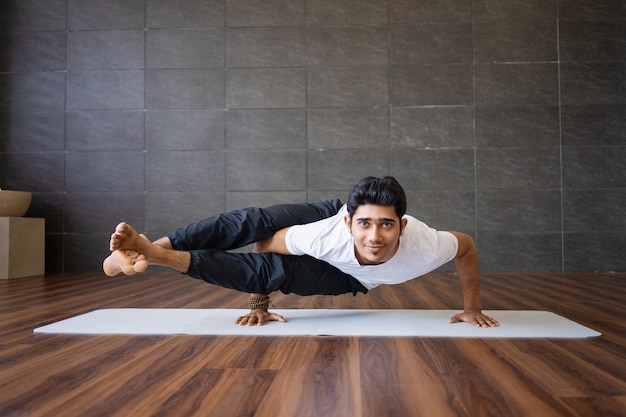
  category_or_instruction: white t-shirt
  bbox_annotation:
[285,205,458,290]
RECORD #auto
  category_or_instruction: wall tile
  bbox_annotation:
[226,0,305,27]
[64,233,112,272]
[562,146,626,189]
[308,149,390,191]
[391,148,474,190]
[28,192,65,233]
[227,27,305,68]
[227,109,306,149]
[0,72,65,111]
[391,65,472,106]
[67,70,144,110]
[0,0,66,32]
[66,151,145,192]
[307,190,348,204]
[2,112,65,152]
[308,67,388,107]
[146,69,225,109]
[66,111,145,151]
[147,28,225,69]
[67,30,145,70]
[477,190,562,232]
[227,68,306,108]
[308,26,388,66]
[68,0,145,30]
[474,0,556,22]
[390,0,472,23]
[45,234,64,273]
[390,24,472,65]
[146,110,225,150]
[563,189,626,232]
[475,63,559,105]
[1,32,66,72]
[307,0,388,25]
[405,190,476,232]
[475,105,560,147]
[477,232,563,272]
[0,152,65,192]
[147,0,225,28]
[145,191,225,234]
[564,232,626,272]
[64,192,145,233]
[391,106,473,148]
[476,147,561,190]
[560,63,625,105]
[474,20,557,63]
[558,0,626,21]
[226,191,308,211]
[308,108,389,149]
[560,21,625,62]
[561,104,626,146]
[227,150,306,191]
[146,150,225,191]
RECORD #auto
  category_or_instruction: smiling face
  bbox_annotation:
[344,204,407,265]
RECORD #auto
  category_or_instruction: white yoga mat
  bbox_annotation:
[34,309,600,338]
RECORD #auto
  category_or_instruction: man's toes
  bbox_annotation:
[133,259,148,273]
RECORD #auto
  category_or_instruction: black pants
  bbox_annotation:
[167,200,368,296]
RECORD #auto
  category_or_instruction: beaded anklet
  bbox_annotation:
[248,295,271,310]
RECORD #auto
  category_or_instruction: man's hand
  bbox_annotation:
[235,309,286,326]
[449,310,500,328]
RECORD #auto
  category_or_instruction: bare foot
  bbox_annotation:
[105,223,156,276]
[103,249,148,276]
[107,222,191,274]
[110,222,153,253]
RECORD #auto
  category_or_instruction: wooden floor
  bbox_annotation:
[1,272,625,417]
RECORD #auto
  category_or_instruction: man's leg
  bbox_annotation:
[104,220,361,296]
[106,222,191,274]
[186,250,368,296]
[168,199,343,251]
[104,199,343,276]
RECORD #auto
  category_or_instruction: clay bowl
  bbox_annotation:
[0,190,32,217]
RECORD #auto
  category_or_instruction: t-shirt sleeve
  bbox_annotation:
[435,231,458,266]
[285,224,308,256]
[285,205,349,257]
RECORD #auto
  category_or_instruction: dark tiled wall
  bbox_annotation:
[0,0,624,273]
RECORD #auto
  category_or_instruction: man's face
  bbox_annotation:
[344,204,407,265]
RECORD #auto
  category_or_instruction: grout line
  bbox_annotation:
[556,0,565,273]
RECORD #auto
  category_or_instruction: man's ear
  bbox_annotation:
[400,218,408,236]
[344,215,352,233]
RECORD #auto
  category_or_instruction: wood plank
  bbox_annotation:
[255,337,362,417]
[421,338,577,417]
[151,368,277,417]
[488,339,626,397]
[559,395,626,417]
[361,383,466,417]
[35,336,220,417]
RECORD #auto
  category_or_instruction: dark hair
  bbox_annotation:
[346,176,407,219]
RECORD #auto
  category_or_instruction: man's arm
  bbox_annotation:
[448,231,499,328]
[233,229,292,326]
[253,227,290,254]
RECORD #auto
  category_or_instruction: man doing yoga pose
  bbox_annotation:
[104,176,499,328]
